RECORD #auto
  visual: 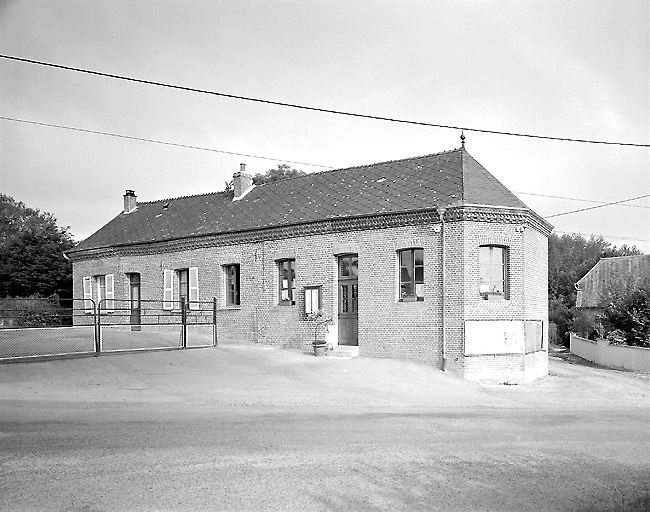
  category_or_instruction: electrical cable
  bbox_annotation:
[515,191,650,209]
[4,114,649,217]
[553,230,649,242]
[544,194,650,219]
[2,54,649,148]
[0,115,332,169]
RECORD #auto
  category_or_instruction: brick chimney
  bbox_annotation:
[233,163,253,200]
[123,189,137,214]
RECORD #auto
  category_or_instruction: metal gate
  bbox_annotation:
[0,297,217,362]
[98,299,217,352]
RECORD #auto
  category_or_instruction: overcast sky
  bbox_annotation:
[1,0,648,253]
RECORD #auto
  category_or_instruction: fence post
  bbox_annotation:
[213,297,218,347]
[181,300,187,349]
[94,300,101,355]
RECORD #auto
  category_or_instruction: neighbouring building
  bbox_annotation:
[67,144,553,383]
[575,254,650,337]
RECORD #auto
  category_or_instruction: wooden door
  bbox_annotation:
[338,254,358,346]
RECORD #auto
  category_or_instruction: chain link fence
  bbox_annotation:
[0,297,217,362]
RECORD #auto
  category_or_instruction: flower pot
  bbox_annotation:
[313,343,327,356]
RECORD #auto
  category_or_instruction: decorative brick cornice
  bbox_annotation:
[68,210,443,261]
[444,206,553,236]
[68,206,552,262]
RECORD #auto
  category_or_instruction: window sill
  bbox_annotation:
[480,295,509,302]
[464,352,523,357]
[399,296,424,303]
[396,299,427,308]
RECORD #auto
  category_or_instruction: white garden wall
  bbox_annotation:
[570,333,650,372]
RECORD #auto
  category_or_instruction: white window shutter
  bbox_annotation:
[83,277,93,314]
[163,269,174,310]
[189,267,199,310]
[105,274,115,312]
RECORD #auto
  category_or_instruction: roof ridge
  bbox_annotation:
[258,147,464,188]
[139,147,465,199]
[459,146,466,202]
[139,190,230,205]
[600,254,649,260]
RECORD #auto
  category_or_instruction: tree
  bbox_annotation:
[252,164,306,185]
[220,164,306,194]
[0,194,75,298]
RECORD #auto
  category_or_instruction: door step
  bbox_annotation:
[328,345,359,358]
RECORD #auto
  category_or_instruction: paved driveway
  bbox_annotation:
[1,344,649,511]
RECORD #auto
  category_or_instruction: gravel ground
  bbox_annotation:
[1,343,649,511]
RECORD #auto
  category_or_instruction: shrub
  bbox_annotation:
[601,281,650,348]
[0,295,73,328]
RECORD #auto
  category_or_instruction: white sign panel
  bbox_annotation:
[464,320,525,355]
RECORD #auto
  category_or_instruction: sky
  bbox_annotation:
[1,0,648,253]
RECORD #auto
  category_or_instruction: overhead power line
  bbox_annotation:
[0,115,333,169]
[544,194,650,219]
[553,230,649,243]
[3,114,648,219]
[2,54,649,148]
[515,191,650,209]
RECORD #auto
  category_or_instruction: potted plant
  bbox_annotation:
[307,309,332,356]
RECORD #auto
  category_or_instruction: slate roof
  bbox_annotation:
[576,255,650,308]
[69,147,530,254]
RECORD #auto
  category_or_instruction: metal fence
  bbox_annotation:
[0,297,217,362]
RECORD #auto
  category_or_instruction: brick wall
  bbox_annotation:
[72,206,550,382]
[447,220,549,383]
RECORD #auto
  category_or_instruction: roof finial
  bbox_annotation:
[460,131,466,147]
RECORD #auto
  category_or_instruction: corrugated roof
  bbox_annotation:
[70,147,529,253]
[576,254,650,308]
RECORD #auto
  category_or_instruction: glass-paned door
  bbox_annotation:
[338,254,358,346]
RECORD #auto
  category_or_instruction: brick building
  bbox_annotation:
[67,145,553,383]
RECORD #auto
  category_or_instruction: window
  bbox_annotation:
[178,269,189,307]
[278,259,296,305]
[225,264,240,306]
[95,276,106,302]
[95,275,106,303]
[339,254,358,278]
[304,286,322,315]
[398,249,424,301]
[82,274,114,313]
[163,268,199,310]
[479,246,508,299]
[128,273,141,309]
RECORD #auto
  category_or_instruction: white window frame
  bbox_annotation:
[304,286,322,315]
[479,245,509,300]
[398,248,424,302]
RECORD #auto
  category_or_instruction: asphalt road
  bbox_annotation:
[1,344,649,512]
